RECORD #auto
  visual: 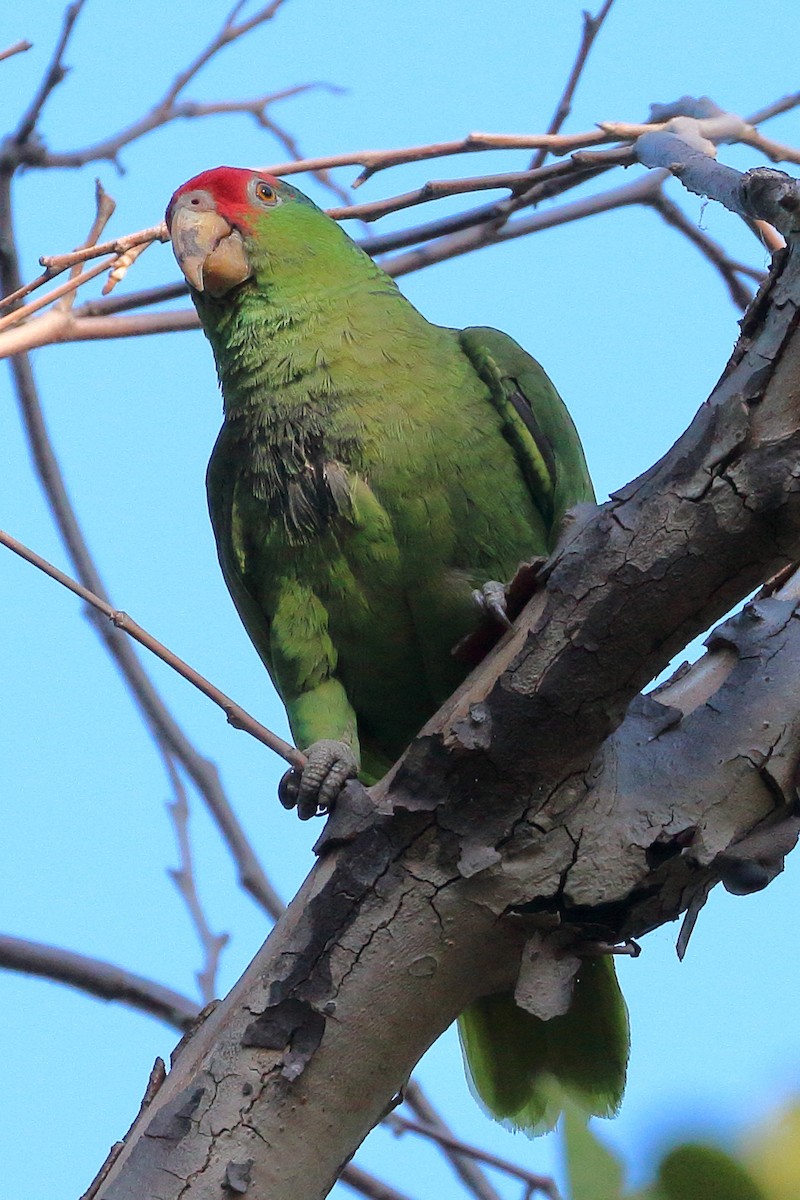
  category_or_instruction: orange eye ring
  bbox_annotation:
[254,180,278,205]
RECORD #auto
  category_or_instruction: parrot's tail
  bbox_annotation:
[457,955,629,1134]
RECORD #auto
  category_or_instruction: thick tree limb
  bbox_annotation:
[87,156,800,1200]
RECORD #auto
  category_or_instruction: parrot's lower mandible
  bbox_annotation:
[166,166,629,1133]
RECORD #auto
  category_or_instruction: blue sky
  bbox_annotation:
[2,2,800,1197]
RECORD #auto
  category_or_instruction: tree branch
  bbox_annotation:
[166,761,231,1004]
[0,39,33,64]
[402,1082,504,1200]
[387,1114,559,1200]
[0,934,199,1029]
[0,526,303,767]
[9,0,85,147]
[529,0,617,171]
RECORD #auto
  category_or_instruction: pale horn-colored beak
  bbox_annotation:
[169,199,252,297]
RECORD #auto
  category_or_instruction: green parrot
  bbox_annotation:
[166,166,629,1132]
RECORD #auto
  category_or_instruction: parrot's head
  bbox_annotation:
[166,166,315,299]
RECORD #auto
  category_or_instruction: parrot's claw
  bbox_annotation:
[278,739,359,820]
[472,580,512,629]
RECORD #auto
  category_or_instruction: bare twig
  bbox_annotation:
[0,306,200,356]
[58,179,117,312]
[37,85,337,172]
[746,91,800,126]
[740,125,800,167]
[162,0,289,109]
[383,169,667,277]
[0,526,304,768]
[327,165,579,224]
[0,39,33,63]
[260,87,800,189]
[75,280,188,317]
[0,934,199,1029]
[529,0,617,170]
[0,223,165,312]
[388,1114,560,1200]
[166,761,230,1004]
[338,1166,419,1200]
[39,223,163,269]
[158,82,340,126]
[403,1082,503,1200]
[11,0,85,146]
[0,254,118,332]
[261,128,614,187]
[5,0,346,212]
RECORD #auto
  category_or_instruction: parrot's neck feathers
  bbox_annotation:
[205,253,423,423]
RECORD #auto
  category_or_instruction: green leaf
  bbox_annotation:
[563,1105,625,1200]
[655,1143,767,1200]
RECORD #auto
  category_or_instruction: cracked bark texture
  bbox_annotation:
[90,167,800,1200]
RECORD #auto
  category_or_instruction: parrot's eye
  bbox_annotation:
[254,180,279,206]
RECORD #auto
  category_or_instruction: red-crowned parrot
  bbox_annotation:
[167,167,628,1132]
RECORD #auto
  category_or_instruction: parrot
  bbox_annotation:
[166,166,629,1132]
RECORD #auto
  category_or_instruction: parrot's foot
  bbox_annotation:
[472,580,512,628]
[454,560,547,667]
[278,739,359,821]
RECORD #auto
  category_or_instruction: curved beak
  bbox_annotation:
[169,198,252,297]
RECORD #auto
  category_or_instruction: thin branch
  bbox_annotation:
[260,87,800,187]
[529,0,617,170]
[75,280,188,317]
[10,0,85,146]
[36,84,338,172]
[338,1165,419,1200]
[387,1115,560,1200]
[40,222,167,271]
[360,156,621,261]
[160,82,341,125]
[260,128,614,187]
[0,39,33,63]
[383,169,668,277]
[0,306,200,356]
[162,0,289,110]
[0,526,304,768]
[58,179,117,312]
[740,125,800,167]
[745,91,800,127]
[403,1081,503,1200]
[0,254,117,332]
[7,0,347,213]
[0,934,199,1029]
[165,760,230,1004]
[0,223,165,312]
[327,165,578,224]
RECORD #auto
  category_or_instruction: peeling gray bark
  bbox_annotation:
[89,149,800,1200]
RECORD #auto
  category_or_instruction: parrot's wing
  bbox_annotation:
[206,425,277,680]
[458,326,595,543]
